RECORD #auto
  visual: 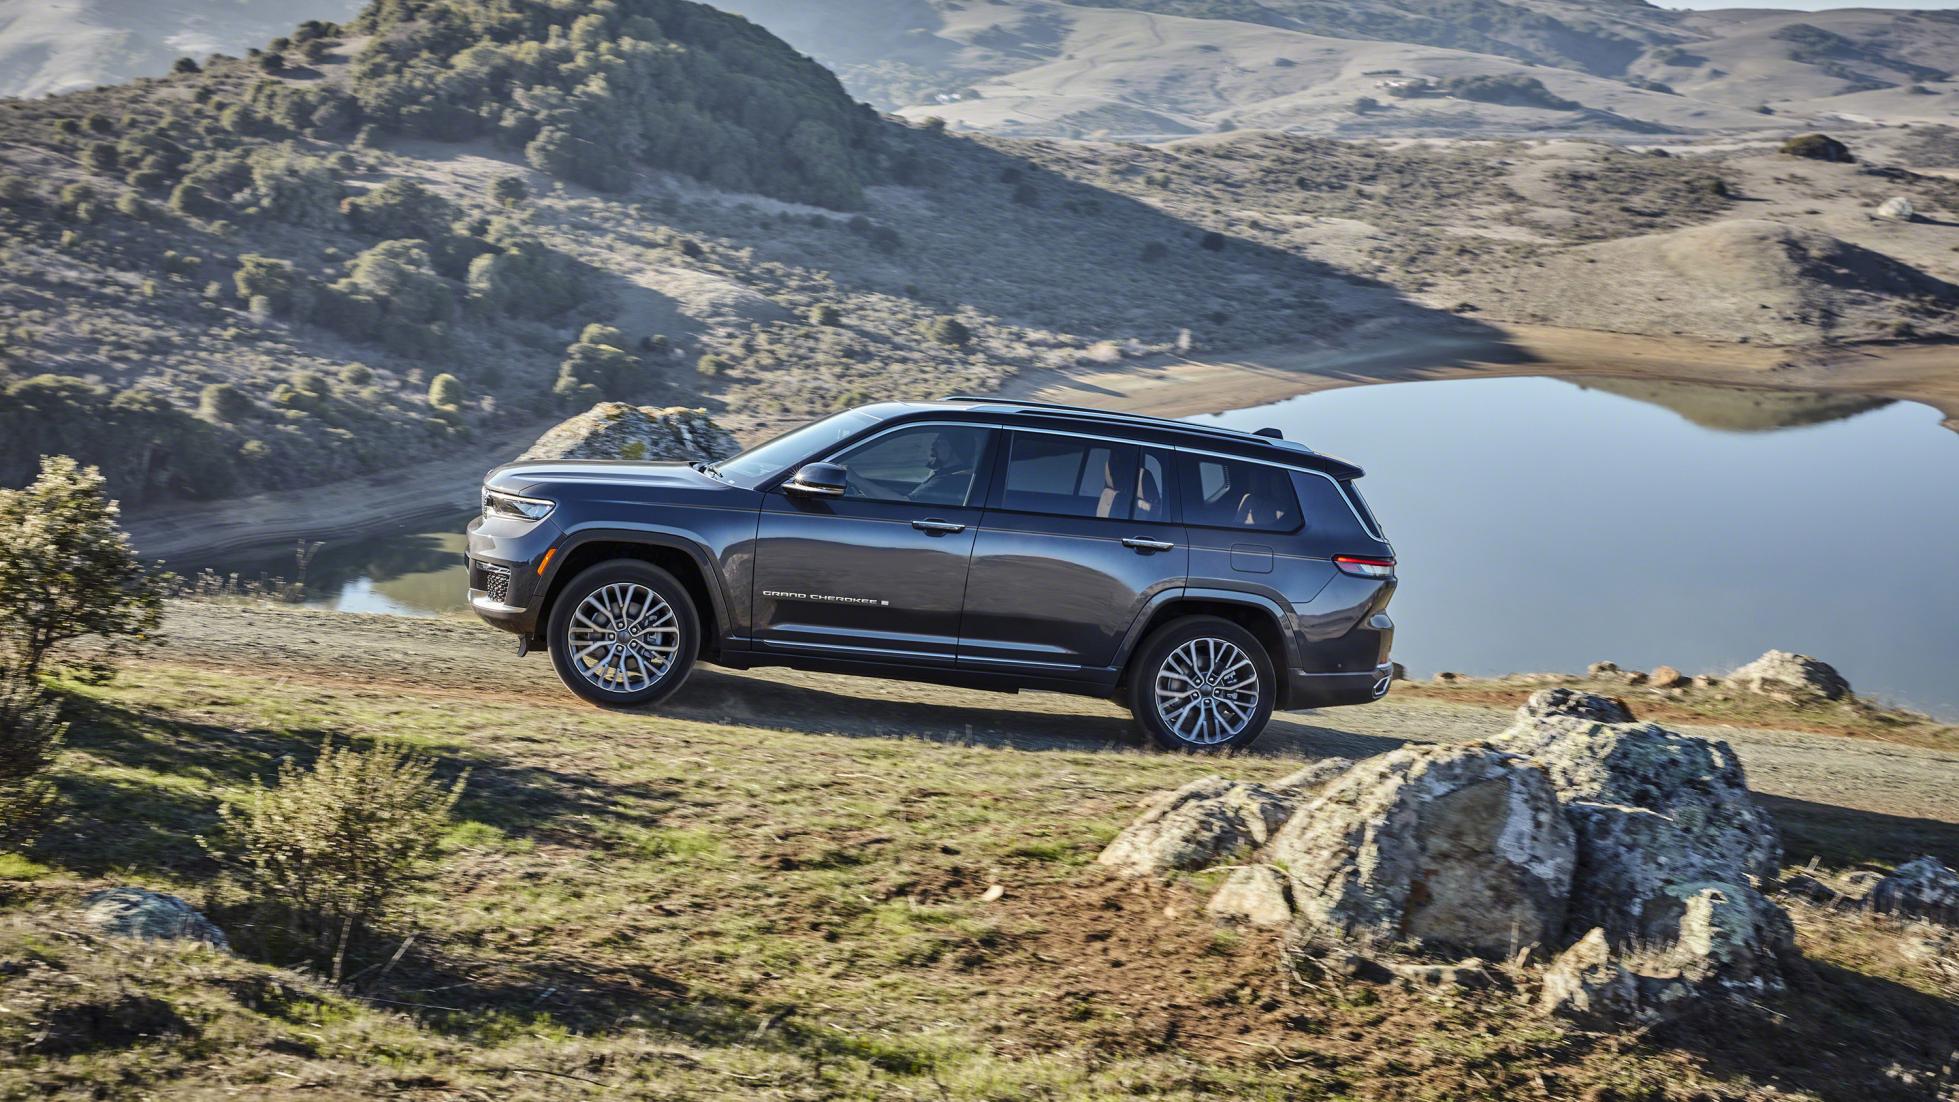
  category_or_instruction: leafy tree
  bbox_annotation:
[0,457,171,678]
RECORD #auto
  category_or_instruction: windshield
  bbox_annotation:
[711,406,888,485]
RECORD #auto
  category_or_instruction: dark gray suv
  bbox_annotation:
[466,397,1396,750]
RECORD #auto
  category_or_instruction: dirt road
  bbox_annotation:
[160,603,1959,851]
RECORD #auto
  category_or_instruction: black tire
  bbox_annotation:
[547,560,700,708]
[1126,616,1276,752]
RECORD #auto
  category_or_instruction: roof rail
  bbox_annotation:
[939,394,1279,447]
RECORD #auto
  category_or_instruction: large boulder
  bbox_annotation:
[1098,761,1351,876]
[519,404,738,463]
[1211,745,1576,957]
[1869,856,1959,923]
[1723,650,1851,703]
[80,888,229,950]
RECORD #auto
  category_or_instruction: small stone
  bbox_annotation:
[1387,958,1499,990]
[1875,196,1915,221]
[1648,666,1686,689]
[1208,865,1295,926]
[80,888,229,950]
[1869,856,1959,922]
[979,884,1005,903]
[1541,928,1642,1023]
[1587,661,1620,678]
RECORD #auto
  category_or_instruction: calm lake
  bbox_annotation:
[197,375,1959,718]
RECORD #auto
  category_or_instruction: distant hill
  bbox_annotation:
[715,0,1959,138]
[0,1,364,99]
[0,0,1432,508]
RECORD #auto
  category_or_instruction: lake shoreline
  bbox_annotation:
[125,327,1959,563]
[1004,325,1959,428]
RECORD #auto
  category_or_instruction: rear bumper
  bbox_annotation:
[1287,663,1395,709]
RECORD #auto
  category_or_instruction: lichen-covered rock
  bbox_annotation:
[80,888,229,949]
[1097,768,1330,876]
[1654,881,1794,989]
[518,404,739,463]
[1541,928,1641,1023]
[1494,690,1782,891]
[1724,650,1851,703]
[1523,687,1633,724]
[1869,856,1959,922]
[1206,864,1295,926]
[1214,745,1575,955]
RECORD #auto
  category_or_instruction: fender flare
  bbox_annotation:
[1112,586,1299,674]
[537,524,733,640]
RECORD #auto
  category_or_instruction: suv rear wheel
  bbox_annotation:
[547,560,699,708]
[1127,616,1275,752]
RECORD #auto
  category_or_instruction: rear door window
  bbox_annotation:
[1180,455,1300,532]
[999,433,1141,519]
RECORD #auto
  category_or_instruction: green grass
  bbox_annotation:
[1,660,1954,1099]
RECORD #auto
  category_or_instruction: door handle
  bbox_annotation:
[912,518,967,534]
[1122,536,1175,552]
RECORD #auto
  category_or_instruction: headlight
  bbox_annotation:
[482,487,555,522]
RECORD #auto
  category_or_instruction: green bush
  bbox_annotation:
[341,240,453,324]
[695,354,726,377]
[82,142,119,173]
[339,363,374,387]
[0,665,63,850]
[428,372,464,409]
[199,382,252,422]
[807,304,842,326]
[556,325,642,401]
[925,316,971,346]
[342,179,455,241]
[490,175,528,206]
[0,456,170,677]
[234,255,310,317]
[201,737,467,980]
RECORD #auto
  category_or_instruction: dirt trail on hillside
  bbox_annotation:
[158,603,1959,838]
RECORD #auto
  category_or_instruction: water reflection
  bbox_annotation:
[194,520,473,617]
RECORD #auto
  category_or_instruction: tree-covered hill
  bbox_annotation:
[0,0,1433,510]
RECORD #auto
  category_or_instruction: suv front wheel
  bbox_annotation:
[1128,616,1275,752]
[547,560,699,708]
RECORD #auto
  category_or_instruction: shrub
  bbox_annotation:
[1781,133,1854,163]
[82,142,119,173]
[342,179,456,241]
[201,737,466,980]
[234,255,309,317]
[490,176,528,206]
[428,372,463,409]
[0,665,63,850]
[341,240,452,324]
[925,316,971,346]
[1199,231,1226,252]
[199,382,252,422]
[173,57,200,75]
[339,363,374,387]
[695,354,726,376]
[807,304,842,326]
[0,457,170,677]
[556,325,641,401]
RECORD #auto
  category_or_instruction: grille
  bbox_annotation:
[480,563,511,604]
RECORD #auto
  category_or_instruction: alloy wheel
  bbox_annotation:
[1153,636,1260,746]
[565,582,680,695]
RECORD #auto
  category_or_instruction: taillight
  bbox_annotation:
[1334,555,1395,579]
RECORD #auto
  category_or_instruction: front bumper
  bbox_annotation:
[1287,663,1395,709]
[465,513,560,636]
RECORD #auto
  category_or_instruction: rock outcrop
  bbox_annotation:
[1208,745,1577,958]
[1724,650,1851,703]
[1869,856,1959,922]
[1115,687,1801,1027]
[519,404,739,464]
[1096,761,1352,876]
[80,888,229,949]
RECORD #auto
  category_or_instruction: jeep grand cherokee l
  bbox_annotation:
[467,397,1396,751]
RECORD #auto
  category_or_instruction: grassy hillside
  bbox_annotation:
[0,0,1448,508]
[3,602,1956,1098]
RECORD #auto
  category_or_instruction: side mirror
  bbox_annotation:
[784,462,847,497]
